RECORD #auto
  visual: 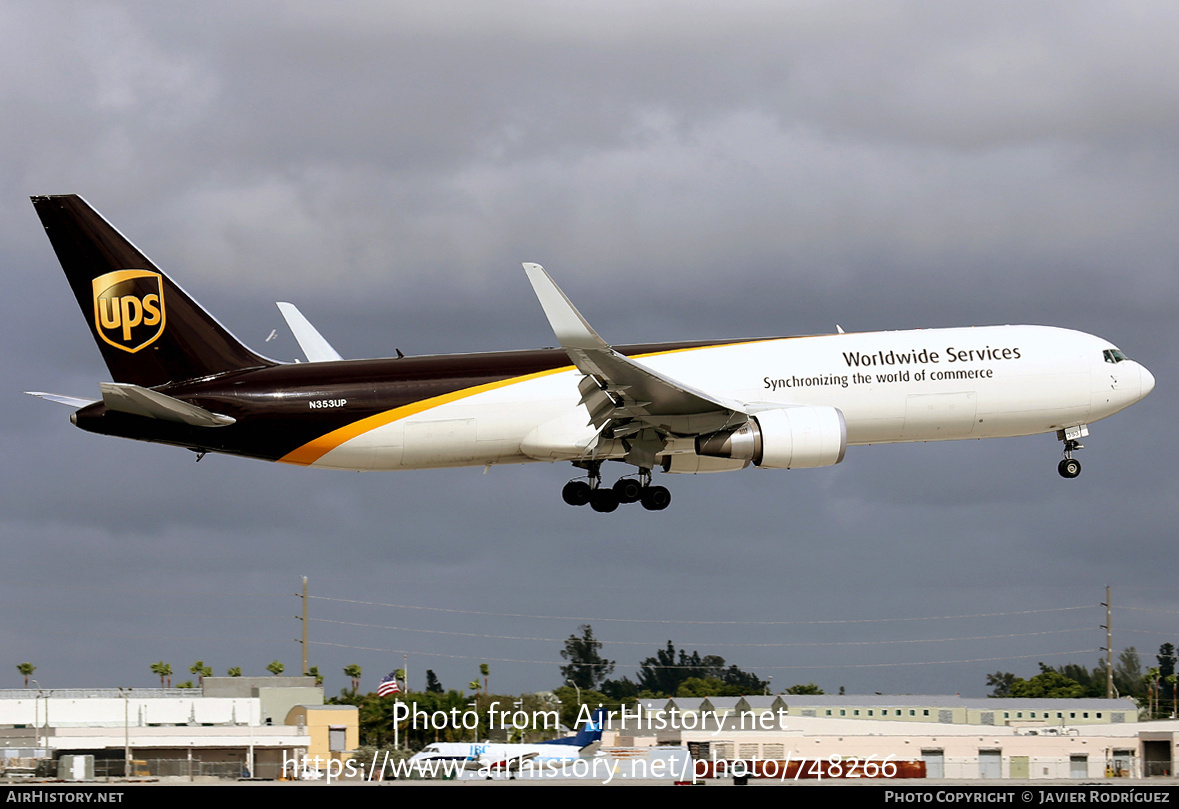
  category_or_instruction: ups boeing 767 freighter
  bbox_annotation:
[27,195,1154,512]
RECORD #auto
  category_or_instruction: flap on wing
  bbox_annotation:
[100,382,236,427]
[276,302,344,362]
[523,263,747,436]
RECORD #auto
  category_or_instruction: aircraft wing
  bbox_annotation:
[524,264,748,450]
[276,302,344,362]
[482,751,540,772]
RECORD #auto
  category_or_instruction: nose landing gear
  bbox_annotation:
[1056,424,1088,479]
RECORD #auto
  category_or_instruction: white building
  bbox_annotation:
[0,678,355,779]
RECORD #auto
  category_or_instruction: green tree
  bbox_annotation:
[600,677,639,701]
[551,685,626,730]
[308,665,323,686]
[480,663,489,694]
[636,642,682,695]
[189,660,212,686]
[267,660,285,676]
[560,625,616,691]
[1145,667,1161,718]
[785,683,825,695]
[1008,669,1087,698]
[176,681,195,689]
[227,667,242,677]
[986,671,1017,697]
[676,676,727,697]
[635,641,766,697]
[1036,662,1107,698]
[16,663,35,688]
[425,670,443,693]
[344,664,362,693]
[150,661,173,688]
[1115,647,1143,697]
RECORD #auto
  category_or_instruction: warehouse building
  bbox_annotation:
[0,677,358,779]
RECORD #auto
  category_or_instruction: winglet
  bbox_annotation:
[276,302,344,362]
[522,263,607,350]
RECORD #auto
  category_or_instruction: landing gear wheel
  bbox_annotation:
[613,477,643,504]
[562,480,591,506]
[1058,458,1081,479]
[640,485,671,511]
[590,488,620,513]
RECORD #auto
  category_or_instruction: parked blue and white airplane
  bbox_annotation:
[408,709,606,776]
[29,195,1154,512]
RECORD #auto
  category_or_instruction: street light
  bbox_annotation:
[118,687,131,777]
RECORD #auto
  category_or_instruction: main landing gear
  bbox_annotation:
[1057,424,1088,479]
[561,462,671,512]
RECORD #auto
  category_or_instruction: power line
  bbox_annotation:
[311,617,1093,648]
[307,640,1100,671]
[308,595,1095,626]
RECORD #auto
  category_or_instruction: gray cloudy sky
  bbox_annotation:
[2,1,1176,699]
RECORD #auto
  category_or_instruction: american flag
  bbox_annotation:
[377,671,401,697]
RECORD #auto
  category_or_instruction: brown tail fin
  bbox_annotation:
[32,195,273,387]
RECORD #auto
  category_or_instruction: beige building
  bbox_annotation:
[605,695,1166,781]
[286,704,359,769]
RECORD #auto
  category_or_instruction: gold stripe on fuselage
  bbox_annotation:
[278,365,572,466]
[277,338,782,466]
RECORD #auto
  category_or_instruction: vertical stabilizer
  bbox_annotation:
[32,195,273,387]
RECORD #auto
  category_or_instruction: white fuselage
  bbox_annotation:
[306,325,1153,472]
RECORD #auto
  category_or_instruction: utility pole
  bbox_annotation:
[1103,584,1114,699]
[301,576,309,676]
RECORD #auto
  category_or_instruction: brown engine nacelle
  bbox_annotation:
[695,406,847,469]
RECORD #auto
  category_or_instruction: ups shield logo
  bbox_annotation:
[92,270,166,353]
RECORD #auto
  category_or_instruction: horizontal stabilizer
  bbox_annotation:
[100,382,235,427]
[25,391,97,408]
[276,302,344,362]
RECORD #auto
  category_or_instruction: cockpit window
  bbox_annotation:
[1103,349,1128,364]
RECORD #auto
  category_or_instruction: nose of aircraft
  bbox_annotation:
[1140,364,1156,399]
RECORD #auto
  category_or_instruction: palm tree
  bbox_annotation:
[189,660,212,686]
[1145,668,1161,718]
[308,665,323,686]
[16,663,35,688]
[480,663,489,694]
[227,667,242,677]
[150,661,173,688]
[267,660,285,676]
[344,664,362,693]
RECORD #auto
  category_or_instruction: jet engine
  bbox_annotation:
[695,406,847,469]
